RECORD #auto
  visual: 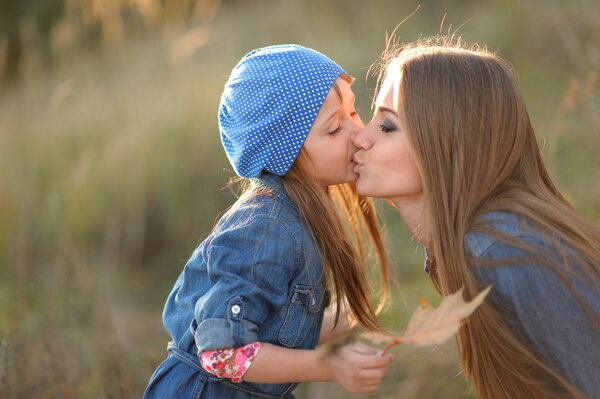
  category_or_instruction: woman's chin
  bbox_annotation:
[355,177,372,197]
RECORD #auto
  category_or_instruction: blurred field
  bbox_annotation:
[1,1,599,398]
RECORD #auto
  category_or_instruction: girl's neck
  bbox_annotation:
[390,195,426,245]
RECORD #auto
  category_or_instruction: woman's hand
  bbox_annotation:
[327,342,394,394]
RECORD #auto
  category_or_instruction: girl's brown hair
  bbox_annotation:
[281,163,389,330]
[383,37,600,398]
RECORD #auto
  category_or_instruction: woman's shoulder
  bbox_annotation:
[464,211,544,259]
[465,212,584,317]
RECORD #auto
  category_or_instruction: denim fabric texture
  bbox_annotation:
[457,211,600,397]
[144,173,329,398]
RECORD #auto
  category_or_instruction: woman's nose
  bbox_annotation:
[351,126,372,149]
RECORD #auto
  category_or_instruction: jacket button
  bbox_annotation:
[231,305,241,315]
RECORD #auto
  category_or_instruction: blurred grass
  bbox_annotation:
[1,0,599,398]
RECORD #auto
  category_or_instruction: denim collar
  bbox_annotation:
[253,172,295,209]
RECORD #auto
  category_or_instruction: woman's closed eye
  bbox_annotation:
[379,118,397,133]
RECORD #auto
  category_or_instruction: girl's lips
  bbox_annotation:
[352,154,363,173]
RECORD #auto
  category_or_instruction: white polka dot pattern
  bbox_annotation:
[218,44,344,178]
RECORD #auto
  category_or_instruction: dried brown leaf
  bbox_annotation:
[363,285,491,353]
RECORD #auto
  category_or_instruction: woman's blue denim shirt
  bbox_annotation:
[144,173,329,399]
[426,211,600,397]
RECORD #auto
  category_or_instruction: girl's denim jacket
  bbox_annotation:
[144,173,329,399]
[427,211,600,397]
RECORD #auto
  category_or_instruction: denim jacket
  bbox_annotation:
[144,173,330,399]
[426,211,600,397]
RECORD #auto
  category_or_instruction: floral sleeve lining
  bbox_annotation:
[199,342,262,382]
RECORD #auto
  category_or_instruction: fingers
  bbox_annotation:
[349,341,381,355]
[352,385,380,394]
[360,352,394,368]
[359,367,389,380]
[348,342,394,362]
[352,342,394,368]
[338,342,394,369]
[348,369,389,394]
[332,341,395,394]
[351,350,393,393]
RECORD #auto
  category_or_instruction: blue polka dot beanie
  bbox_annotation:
[219,44,345,178]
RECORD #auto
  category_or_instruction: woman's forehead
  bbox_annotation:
[376,65,402,112]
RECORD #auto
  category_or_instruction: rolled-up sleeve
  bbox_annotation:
[193,215,299,352]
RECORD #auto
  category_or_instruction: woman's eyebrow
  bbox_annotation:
[378,106,398,116]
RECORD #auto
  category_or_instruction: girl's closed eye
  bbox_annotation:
[379,118,397,133]
[329,123,341,135]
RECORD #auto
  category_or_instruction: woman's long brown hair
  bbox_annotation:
[383,37,600,398]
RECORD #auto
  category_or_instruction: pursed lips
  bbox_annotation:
[352,153,363,173]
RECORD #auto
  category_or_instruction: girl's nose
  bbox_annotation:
[349,112,365,132]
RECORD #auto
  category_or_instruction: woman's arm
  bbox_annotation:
[243,342,393,394]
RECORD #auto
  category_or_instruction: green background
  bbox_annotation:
[1,1,598,397]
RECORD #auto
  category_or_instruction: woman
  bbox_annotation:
[352,37,600,399]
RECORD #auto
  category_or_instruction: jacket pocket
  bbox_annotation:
[278,284,323,348]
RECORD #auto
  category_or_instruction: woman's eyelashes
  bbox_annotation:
[379,118,397,133]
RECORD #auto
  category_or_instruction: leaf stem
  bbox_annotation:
[381,343,399,356]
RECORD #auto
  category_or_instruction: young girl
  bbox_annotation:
[352,37,600,398]
[143,44,393,398]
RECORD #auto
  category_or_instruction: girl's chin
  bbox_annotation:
[347,172,359,183]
